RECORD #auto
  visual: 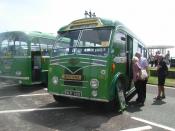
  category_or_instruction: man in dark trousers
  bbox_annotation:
[155,54,168,100]
[135,52,149,106]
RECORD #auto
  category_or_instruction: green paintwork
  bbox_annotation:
[48,55,111,99]
[41,57,50,84]
[48,17,146,111]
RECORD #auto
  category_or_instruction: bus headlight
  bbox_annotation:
[18,80,22,84]
[91,90,98,97]
[52,76,59,85]
[90,79,99,89]
[16,71,22,76]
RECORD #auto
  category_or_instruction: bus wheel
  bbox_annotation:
[53,95,66,103]
[116,79,126,112]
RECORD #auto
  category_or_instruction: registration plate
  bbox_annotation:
[63,74,82,80]
[65,90,82,97]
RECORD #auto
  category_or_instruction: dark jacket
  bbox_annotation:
[157,60,168,77]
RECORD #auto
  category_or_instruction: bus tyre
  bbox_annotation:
[115,79,126,112]
[53,95,66,103]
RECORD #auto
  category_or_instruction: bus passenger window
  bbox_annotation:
[113,32,126,57]
[137,44,142,54]
[1,40,8,56]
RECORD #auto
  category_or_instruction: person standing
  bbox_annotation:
[155,54,168,100]
[135,52,149,106]
[165,50,170,67]
[154,51,160,67]
[132,56,141,104]
[149,53,154,67]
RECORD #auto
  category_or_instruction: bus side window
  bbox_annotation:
[137,44,142,55]
[1,40,8,56]
[113,32,126,57]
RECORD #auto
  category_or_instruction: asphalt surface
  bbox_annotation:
[0,80,175,131]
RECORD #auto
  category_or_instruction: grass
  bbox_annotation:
[148,76,175,87]
[149,66,175,71]
[148,66,175,87]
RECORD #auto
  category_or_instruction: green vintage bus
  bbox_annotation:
[0,31,56,85]
[48,16,147,111]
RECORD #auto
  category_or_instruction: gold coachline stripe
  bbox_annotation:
[0,75,30,80]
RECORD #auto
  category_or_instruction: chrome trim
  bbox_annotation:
[50,63,58,66]
[32,81,42,85]
[91,62,106,66]
[80,61,106,66]
[56,62,67,64]
[51,57,107,63]
[50,56,60,59]
[41,56,50,58]
[41,70,48,72]
[51,60,106,66]
[50,92,109,102]
[0,75,30,80]
[50,58,59,62]
[80,61,91,64]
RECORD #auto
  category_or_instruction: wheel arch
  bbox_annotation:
[111,72,126,100]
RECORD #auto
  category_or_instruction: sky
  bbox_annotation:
[0,0,175,56]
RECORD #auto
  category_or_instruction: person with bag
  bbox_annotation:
[132,56,142,105]
[135,52,149,106]
[154,54,168,100]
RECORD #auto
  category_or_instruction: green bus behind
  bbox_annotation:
[0,31,56,85]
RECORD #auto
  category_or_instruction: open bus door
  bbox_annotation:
[31,51,41,82]
[126,35,133,86]
[126,35,135,101]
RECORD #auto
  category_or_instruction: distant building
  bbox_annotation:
[147,45,174,57]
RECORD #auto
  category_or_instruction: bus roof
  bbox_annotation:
[58,17,117,31]
[28,31,56,39]
[0,31,56,40]
[57,17,145,46]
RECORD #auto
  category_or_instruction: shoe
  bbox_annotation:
[137,102,144,106]
[161,96,166,99]
[135,98,139,103]
[154,96,161,100]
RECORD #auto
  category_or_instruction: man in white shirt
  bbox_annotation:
[135,52,149,106]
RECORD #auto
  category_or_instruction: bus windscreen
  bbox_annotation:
[52,28,111,57]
